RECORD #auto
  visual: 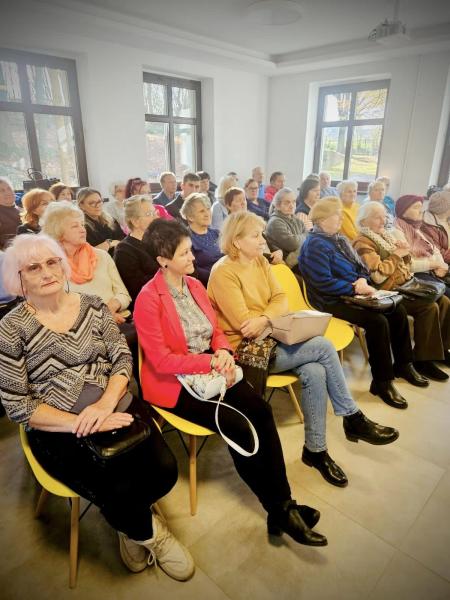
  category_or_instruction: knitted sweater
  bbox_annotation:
[190,227,223,285]
[207,255,288,349]
[340,203,359,241]
[299,232,369,310]
[265,210,307,259]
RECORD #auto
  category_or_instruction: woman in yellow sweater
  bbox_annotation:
[337,180,359,240]
[207,212,398,488]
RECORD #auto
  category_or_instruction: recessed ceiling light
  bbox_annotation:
[246,0,303,26]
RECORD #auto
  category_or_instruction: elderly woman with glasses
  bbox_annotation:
[244,178,269,220]
[113,195,160,308]
[77,187,124,256]
[0,233,195,580]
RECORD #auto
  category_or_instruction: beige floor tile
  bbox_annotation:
[369,550,450,600]
[400,469,450,581]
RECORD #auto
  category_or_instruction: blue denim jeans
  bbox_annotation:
[269,336,359,452]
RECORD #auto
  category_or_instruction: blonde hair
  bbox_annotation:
[180,193,211,221]
[220,212,265,259]
[124,195,154,230]
[216,175,237,201]
[41,200,84,241]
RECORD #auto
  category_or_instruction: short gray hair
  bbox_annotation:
[124,195,154,230]
[336,180,358,197]
[41,200,84,241]
[180,193,211,221]
[368,180,385,193]
[356,201,386,228]
[271,187,295,214]
[109,180,125,197]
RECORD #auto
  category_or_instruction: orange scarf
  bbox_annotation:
[67,243,98,284]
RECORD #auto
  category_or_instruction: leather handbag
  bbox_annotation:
[341,290,403,313]
[395,276,445,303]
[84,415,151,461]
[234,337,278,398]
[258,310,332,345]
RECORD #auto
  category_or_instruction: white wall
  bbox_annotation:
[1,1,268,195]
[267,52,450,198]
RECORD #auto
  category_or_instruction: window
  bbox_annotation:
[0,48,88,190]
[313,81,389,190]
[143,73,202,183]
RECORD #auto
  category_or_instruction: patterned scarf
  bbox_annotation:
[358,226,397,259]
[394,217,433,258]
[67,243,98,284]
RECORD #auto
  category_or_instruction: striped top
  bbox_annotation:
[0,294,132,427]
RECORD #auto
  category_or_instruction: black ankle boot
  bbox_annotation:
[302,446,348,487]
[267,503,320,530]
[267,500,327,547]
[394,362,429,387]
[343,411,399,445]
[370,380,408,409]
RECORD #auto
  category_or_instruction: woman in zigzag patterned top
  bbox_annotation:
[0,233,195,581]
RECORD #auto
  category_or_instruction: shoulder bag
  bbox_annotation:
[395,276,445,303]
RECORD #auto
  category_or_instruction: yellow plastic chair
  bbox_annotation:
[19,426,80,588]
[138,345,214,516]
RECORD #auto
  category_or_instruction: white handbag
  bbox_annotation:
[176,366,259,457]
[258,310,332,345]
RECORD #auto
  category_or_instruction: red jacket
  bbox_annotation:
[133,269,232,407]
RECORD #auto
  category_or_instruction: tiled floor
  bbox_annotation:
[1,338,450,599]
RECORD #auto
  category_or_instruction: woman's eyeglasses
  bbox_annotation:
[19,257,63,277]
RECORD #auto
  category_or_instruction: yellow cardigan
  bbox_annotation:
[340,203,359,241]
[207,255,288,349]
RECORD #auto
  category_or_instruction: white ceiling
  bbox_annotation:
[69,0,450,57]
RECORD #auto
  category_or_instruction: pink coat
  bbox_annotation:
[133,269,231,408]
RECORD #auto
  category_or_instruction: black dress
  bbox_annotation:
[84,213,125,256]
[114,236,159,309]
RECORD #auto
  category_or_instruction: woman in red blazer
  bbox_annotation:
[134,219,327,547]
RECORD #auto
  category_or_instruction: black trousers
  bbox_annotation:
[165,380,292,513]
[28,398,177,541]
[327,301,413,381]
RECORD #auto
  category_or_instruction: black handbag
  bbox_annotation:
[395,276,446,303]
[83,415,151,461]
[234,337,277,397]
[341,293,403,313]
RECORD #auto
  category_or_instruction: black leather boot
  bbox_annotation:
[343,410,399,445]
[414,361,449,381]
[267,503,320,530]
[302,446,348,487]
[394,362,429,387]
[370,380,408,409]
[267,500,327,546]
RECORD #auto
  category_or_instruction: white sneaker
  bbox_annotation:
[118,532,148,573]
[139,514,195,581]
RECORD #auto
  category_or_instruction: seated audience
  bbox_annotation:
[211,174,236,230]
[208,212,398,488]
[125,177,171,220]
[299,197,427,409]
[0,233,194,580]
[223,186,248,215]
[265,188,307,267]
[105,181,127,231]
[48,182,74,202]
[114,195,159,309]
[166,172,200,220]
[376,176,395,215]
[0,176,21,249]
[77,187,124,255]
[0,250,19,321]
[153,172,179,207]
[393,195,450,296]
[422,190,450,262]
[365,180,394,228]
[319,171,337,198]
[17,188,54,235]
[180,193,222,285]
[264,171,285,203]
[245,178,269,220]
[354,201,450,379]
[134,218,328,547]
[196,171,215,204]
[337,180,359,240]
[295,177,320,225]
[252,166,265,199]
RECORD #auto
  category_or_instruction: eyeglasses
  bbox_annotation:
[247,186,259,191]
[19,257,63,277]
[140,211,157,217]
[85,200,103,208]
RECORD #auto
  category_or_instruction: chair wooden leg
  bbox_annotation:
[152,502,165,520]
[356,327,369,362]
[69,497,80,589]
[287,384,304,424]
[189,435,197,516]
[35,488,49,518]
[339,349,344,365]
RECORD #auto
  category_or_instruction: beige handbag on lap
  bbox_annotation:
[258,310,332,345]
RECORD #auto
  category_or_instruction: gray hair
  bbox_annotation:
[271,187,295,215]
[356,201,386,228]
[336,179,358,197]
[368,180,385,193]
[124,195,154,230]
[180,193,211,221]
[41,200,84,241]
[109,180,125,198]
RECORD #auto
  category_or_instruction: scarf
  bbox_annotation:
[358,226,397,259]
[394,217,433,258]
[67,243,98,284]
[311,226,369,274]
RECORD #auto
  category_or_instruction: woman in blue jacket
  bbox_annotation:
[299,197,427,410]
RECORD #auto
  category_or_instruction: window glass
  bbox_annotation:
[145,121,170,182]
[355,89,387,120]
[323,92,351,121]
[348,125,383,182]
[0,111,31,189]
[34,114,78,185]
[172,87,196,118]
[174,123,196,178]
[0,61,21,102]
[27,65,70,106]
[143,82,167,115]
[319,126,348,181]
